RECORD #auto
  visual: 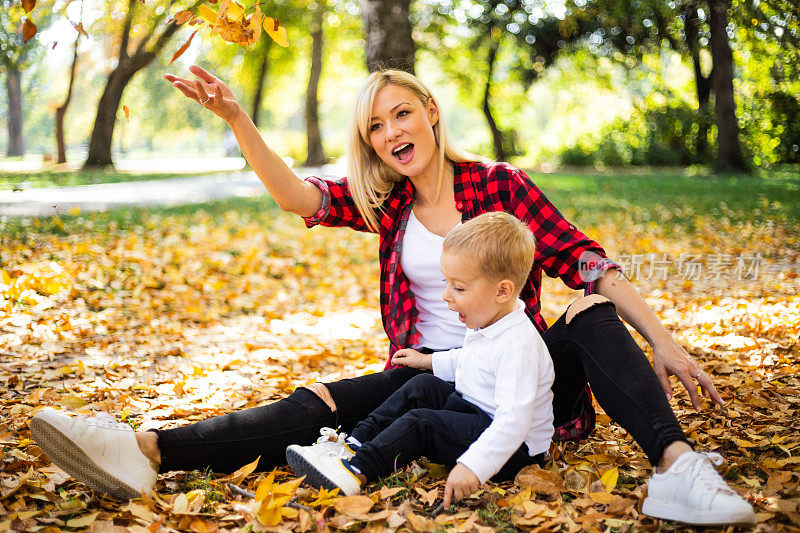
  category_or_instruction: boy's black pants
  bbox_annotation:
[348,373,545,483]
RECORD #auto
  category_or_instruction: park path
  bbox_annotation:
[0,162,346,218]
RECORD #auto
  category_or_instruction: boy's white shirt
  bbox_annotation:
[431,299,555,484]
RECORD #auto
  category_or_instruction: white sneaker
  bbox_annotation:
[286,428,361,496]
[643,451,756,526]
[30,408,157,499]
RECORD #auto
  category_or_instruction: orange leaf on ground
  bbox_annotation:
[170,30,198,65]
[22,19,37,43]
[333,495,373,516]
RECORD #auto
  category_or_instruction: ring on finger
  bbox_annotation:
[200,96,210,104]
[693,370,705,379]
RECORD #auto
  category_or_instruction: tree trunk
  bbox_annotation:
[305,8,326,167]
[482,39,507,161]
[357,0,415,73]
[6,66,24,157]
[55,33,81,164]
[250,37,272,129]
[84,0,196,168]
[707,0,747,171]
[84,68,135,167]
[684,5,712,160]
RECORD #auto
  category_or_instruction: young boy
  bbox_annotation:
[286,212,555,507]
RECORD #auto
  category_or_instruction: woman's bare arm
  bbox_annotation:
[164,65,322,217]
[595,269,724,411]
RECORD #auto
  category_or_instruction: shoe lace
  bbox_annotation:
[87,412,132,431]
[314,427,352,458]
[684,452,735,495]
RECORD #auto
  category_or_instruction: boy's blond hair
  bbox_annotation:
[443,212,536,294]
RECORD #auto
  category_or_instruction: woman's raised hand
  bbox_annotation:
[164,65,242,124]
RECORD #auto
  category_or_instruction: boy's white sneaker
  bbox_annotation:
[642,451,756,526]
[30,408,157,500]
[286,432,361,496]
[296,427,357,461]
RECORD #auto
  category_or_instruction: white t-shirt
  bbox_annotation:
[399,211,465,350]
[431,300,555,484]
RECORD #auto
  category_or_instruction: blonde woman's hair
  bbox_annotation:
[443,212,536,294]
[347,69,481,231]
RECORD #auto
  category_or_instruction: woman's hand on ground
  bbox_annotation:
[443,463,480,508]
[391,349,433,370]
[653,337,724,411]
[164,65,242,124]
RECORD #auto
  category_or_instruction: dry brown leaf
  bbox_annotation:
[169,30,198,65]
[21,0,35,13]
[73,21,88,38]
[22,18,37,42]
[175,10,194,24]
[333,494,373,516]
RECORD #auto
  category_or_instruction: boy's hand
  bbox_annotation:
[391,349,433,370]
[443,463,480,508]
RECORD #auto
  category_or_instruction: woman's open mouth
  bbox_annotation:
[392,143,414,164]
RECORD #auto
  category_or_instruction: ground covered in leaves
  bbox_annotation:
[1,171,799,532]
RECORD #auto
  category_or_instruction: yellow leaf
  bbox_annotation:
[255,471,276,501]
[589,491,616,504]
[273,476,304,496]
[256,498,284,526]
[263,17,289,47]
[66,512,99,528]
[198,3,217,23]
[600,467,618,492]
[219,455,260,485]
[250,4,262,44]
[215,0,231,27]
[309,486,340,507]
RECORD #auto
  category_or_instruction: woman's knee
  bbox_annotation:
[304,382,337,412]
[565,294,612,324]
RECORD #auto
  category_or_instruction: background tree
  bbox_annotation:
[54,1,85,164]
[84,0,202,168]
[304,1,326,166]
[358,0,415,73]
[0,0,55,156]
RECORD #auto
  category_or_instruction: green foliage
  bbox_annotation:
[740,90,800,167]
[559,94,713,167]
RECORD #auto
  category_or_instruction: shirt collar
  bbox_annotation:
[466,299,528,340]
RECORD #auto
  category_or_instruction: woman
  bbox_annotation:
[31,67,754,526]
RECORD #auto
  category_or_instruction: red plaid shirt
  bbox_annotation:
[304,160,619,440]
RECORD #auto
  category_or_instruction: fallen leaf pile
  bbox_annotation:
[1,200,798,532]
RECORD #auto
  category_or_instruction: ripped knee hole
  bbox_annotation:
[565,295,611,324]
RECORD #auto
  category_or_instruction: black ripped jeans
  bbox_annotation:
[154,301,688,473]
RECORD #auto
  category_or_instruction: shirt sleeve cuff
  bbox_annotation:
[457,453,493,485]
[584,258,623,295]
[432,350,458,382]
[301,176,331,228]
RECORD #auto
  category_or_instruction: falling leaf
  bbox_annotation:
[22,19,37,43]
[122,105,130,122]
[73,21,88,38]
[263,17,289,47]
[21,0,35,13]
[170,30,198,65]
[175,10,194,24]
[250,4,262,44]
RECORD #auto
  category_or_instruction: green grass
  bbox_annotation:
[0,168,232,190]
[529,166,800,227]
[1,168,797,241]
